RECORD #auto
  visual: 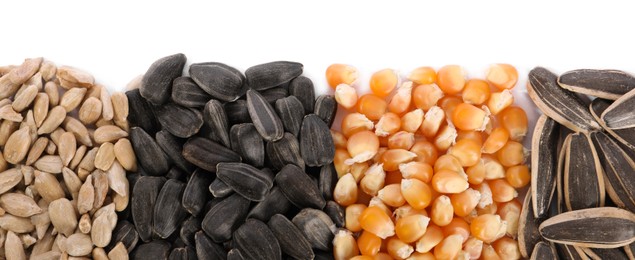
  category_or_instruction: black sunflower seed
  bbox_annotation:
[140,53,187,105]
[131,240,171,260]
[225,100,251,125]
[558,69,635,100]
[275,164,325,209]
[209,178,234,198]
[229,123,264,167]
[182,169,214,216]
[266,133,304,171]
[518,192,544,259]
[531,115,560,218]
[169,247,197,260]
[274,96,304,136]
[155,130,195,173]
[182,137,241,172]
[314,95,338,127]
[529,241,557,260]
[107,220,139,252]
[300,114,335,167]
[233,219,282,260]
[131,127,171,176]
[589,98,635,151]
[268,214,314,260]
[324,201,345,228]
[247,186,291,222]
[288,76,315,114]
[601,88,635,130]
[153,179,188,239]
[582,247,630,260]
[179,216,201,247]
[126,89,160,134]
[171,76,211,108]
[166,167,187,182]
[318,163,337,201]
[246,89,284,142]
[202,193,250,243]
[260,87,289,105]
[190,62,246,102]
[292,208,335,251]
[245,61,303,91]
[562,132,605,211]
[203,99,231,148]
[217,162,273,202]
[591,132,635,212]
[227,248,244,260]
[132,176,166,242]
[195,231,228,260]
[156,103,204,138]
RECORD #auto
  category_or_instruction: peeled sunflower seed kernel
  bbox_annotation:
[229,123,264,168]
[268,214,314,260]
[558,69,635,100]
[274,164,325,209]
[233,218,282,260]
[108,242,129,260]
[194,231,227,260]
[292,208,335,251]
[182,169,214,216]
[300,114,336,167]
[182,137,241,173]
[114,138,138,172]
[531,115,560,219]
[93,125,128,144]
[0,192,41,217]
[201,193,250,243]
[601,87,635,130]
[266,132,305,171]
[63,116,92,146]
[189,62,246,102]
[0,168,23,195]
[140,53,187,105]
[92,170,110,209]
[130,127,170,176]
[56,65,95,89]
[156,103,204,138]
[0,104,23,122]
[245,61,303,91]
[131,176,166,242]
[3,127,31,164]
[171,76,211,108]
[153,179,187,239]
[155,130,194,173]
[0,214,35,233]
[48,198,77,236]
[0,58,42,99]
[5,231,27,260]
[203,99,231,148]
[247,186,291,222]
[58,132,77,166]
[288,76,316,114]
[274,96,304,136]
[314,95,338,127]
[92,213,113,248]
[12,84,38,112]
[94,142,116,171]
[247,89,284,141]
[60,87,87,112]
[34,170,65,202]
[216,162,273,201]
[33,93,48,127]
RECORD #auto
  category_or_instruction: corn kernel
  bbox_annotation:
[433,234,463,260]
[433,123,458,151]
[347,130,380,165]
[450,188,481,217]
[370,69,399,97]
[407,252,436,260]
[447,138,482,167]
[346,204,368,232]
[505,165,530,188]
[482,155,505,180]
[491,237,521,260]
[410,140,438,165]
[408,66,437,85]
[456,130,484,146]
[358,230,382,256]
[351,162,370,183]
[389,81,414,115]
[401,109,424,133]
[438,96,462,119]
[326,63,359,88]
[451,103,489,131]
[373,253,393,260]
[415,224,443,253]
[334,229,360,260]
[466,159,486,185]
[474,182,495,210]
[497,200,521,237]
[334,149,352,177]
[375,113,402,137]
[334,173,358,206]
[380,149,418,171]
[489,179,518,203]
[358,94,387,121]
[401,179,433,210]
[433,154,464,176]
[394,205,428,221]
[335,83,359,109]
[395,214,430,243]
[399,161,433,183]
[387,237,414,260]
[360,163,386,196]
[388,131,415,150]
[342,113,374,137]
[431,169,468,194]
[486,64,518,90]
[462,79,491,105]
[437,65,466,95]
[430,195,454,226]
[413,84,445,111]
[378,183,406,207]
[496,141,525,167]
[481,244,502,260]
[351,256,374,260]
[470,214,507,243]
[487,90,514,115]
[463,237,484,260]
[441,217,470,243]
[331,130,348,149]
[369,196,393,217]
[420,106,445,138]
[482,127,509,154]
[498,106,528,141]
[359,206,395,239]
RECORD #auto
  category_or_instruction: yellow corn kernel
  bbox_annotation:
[462,79,491,105]
[396,214,430,243]
[415,224,443,253]
[326,63,359,88]
[489,179,518,203]
[401,179,433,210]
[486,63,518,90]
[410,140,438,165]
[342,112,374,137]
[450,188,481,217]
[399,161,433,183]
[482,127,509,154]
[413,84,445,111]
[334,173,358,206]
[420,106,445,138]
[331,130,348,149]
[358,230,382,256]
[498,106,528,142]
[482,155,505,180]
[351,256,374,260]
[333,229,360,260]
[497,200,521,237]
[438,96,462,119]
[430,195,454,226]
[345,204,368,232]
[463,237,484,260]
[394,205,428,221]
[433,234,463,260]
[406,252,436,260]
[408,66,437,85]
[433,123,458,152]
[358,94,387,121]
[370,69,399,98]
[437,65,466,95]
[466,159,486,185]
[387,237,414,260]
[334,149,352,178]
[369,196,393,217]
[451,103,489,131]
[487,89,514,116]
[496,141,525,167]
[373,253,393,260]
[359,206,395,239]
[470,214,507,243]
[373,147,388,164]
[401,109,424,133]
[505,164,530,188]
[431,169,468,194]
[434,154,464,174]
[389,81,414,115]
[441,217,470,243]
[474,182,494,209]
[350,162,370,183]
[347,130,380,165]
[481,244,502,260]
[378,183,406,207]
[447,138,482,167]
[388,131,415,150]
[491,237,521,260]
[375,113,402,137]
[360,163,386,196]
[456,130,484,146]
[335,83,359,109]
[380,149,418,172]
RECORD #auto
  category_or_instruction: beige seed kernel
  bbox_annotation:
[0,169,23,195]
[92,170,109,209]
[0,104,24,122]
[100,87,114,121]
[48,198,77,237]
[56,66,95,89]
[34,155,63,174]
[114,138,137,171]
[77,175,95,215]
[40,60,57,81]
[0,193,42,217]
[91,213,112,247]
[34,170,65,203]
[44,81,60,106]
[0,120,19,146]
[65,233,93,257]
[63,117,92,147]
[69,145,88,171]
[92,247,109,260]
[110,92,128,124]
[78,97,102,125]
[108,242,129,260]
[5,231,27,260]
[38,106,67,135]
[12,84,38,112]
[58,132,77,167]
[94,143,115,171]
[93,125,128,144]
[4,127,32,164]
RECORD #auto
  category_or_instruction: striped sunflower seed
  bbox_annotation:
[562,132,605,211]
[208,178,233,198]
[558,69,635,100]
[601,87,635,130]
[268,214,314,260]
[168,247,196,260]
[274,164,325,209]
[153,179,187,239]
[155,103,204,138]
[140,53,187,105]
[582,247,630,260]
[194,231,227,260]
[216,162,273,201]
[130,127,170,176]
[182,137,241,173]
[78,97,102,125]
[292,208,335,251]
[60,87,87,112]
[324,201,346,228]
[108,220,139,252]
[591,131,635,212]
[319,163,337,201]
[189,62,246,102]
[288,76,315,114]
[179,216,201,247]
[531,115,560,218]
[274,96,304,136]
[48,198,77,236]
[590,98,635,151]
[229,123,264,168]
[224,99,251,125]
[182,169,213,216]
[314,95,338,127]
[201,193,250,243]
[518,192,543,259]
[260,87,288,105]
[131,240,171,260]
[3,127,31,164]
[245,61,302,91]
[126,89,160,133]
[247,186,291,222]
[227,248,244,260]
[266,132,304,171]
[131,176,166,242]
[233,219,282,260]
[56,65,95,89]
[203,99,231,148]
[300,114,335,167]
[171,77,211,108]
[247,89,284,141]
[0,193,41,217]
[155,130,193,173]
[529,241,557,260]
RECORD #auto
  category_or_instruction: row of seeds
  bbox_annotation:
[328,64,530,260]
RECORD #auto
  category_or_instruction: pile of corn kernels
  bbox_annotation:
[328,64,529,260]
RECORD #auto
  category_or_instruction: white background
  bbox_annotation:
[2,0,635,137]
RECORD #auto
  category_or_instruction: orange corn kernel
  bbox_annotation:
[375,113,402,137]
[451,103,489,131]
[387,237,414,260]
[415,224,443,253]
[437,65,466,95]
[498,106,528,141]
[401,109,424,133]
[334,173,358,206]
[433,234,464,260]
[433,155,463,176]
[438,96,462,119]
[407,252,436,260]
[505,165,530,188]
[420,106,445,138]
[456,130,483,146]
[447,138,482,167]
[388,131,415,150]
[491,237,521,260]
[335,83,359,109]
[489,179,518,203]
[487,90,514,115]
[370,69,399,97]
[351,256,374,260]
[441,217,470,243]
[369,196,393,217]
[394,205,428,221]
[401,179,433,210]
[463,237,484,260]
[389,81,414,115]
[481,244,502,260]
[399,161,433,183]
[326,63,359,88]
[380,149,418,171]
[408,66,437,85]
[496,141,525,167]
[342,113,374,137]
[482,127,509,154]
[470,214,507,243]
[384,170,403,186]
[373,253,393,260]
[359,206,395,239]
[476,201,498,216]
[346,204,368,232]
[497,200,522,237]
[482,155,505,180]
[466,159,486,185]
[433,124,458,151]
[430,195,454,226]
[413,84,445,111]
[486,64,518,90]
[410,140,438,165]
[351,162,370,183]
[474,182,494,209]
[331,130,348,149]
[360,163,386,196]
[334,230,360,260]
[450,188,482,217]
[334,149,352,177]
[358,230,382,256]
[462,79,491,105]
[347,130,380,165]
[431,169,469,194]
[377,183,406,207]
[373,147,388,164]
[395,214,430,243]
[358,94,387,121]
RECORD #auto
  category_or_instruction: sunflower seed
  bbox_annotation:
[319,163,337,201]
[0,104,22,122]
[260,87,289,105]
[275,164,325,209]
[288,76,315,114]
[0,169,23,195]
[34,170,65,202]
[92,170,110,209]
[92,213,113,247]
[182,137,241,172]
[12,84,38,112]
[130,127,170,176]
[38,108,66,137]
[171,77,211,108]
[203,99,231,148]
[268,214,314,260]
[202,193,250,242]
[0,193,41,217]
[229,123,264,167]
[324,201,345,228]
[563,133,605,211]
[63,117,92,146]
[247,89,284,141]
[58,132,77,167]
[292,208,335,251]
[48,198,77,236]
[126,89,160,133]
[92,125,128,145]
[518,192,544,259]
[625,243,635,259]
[527,67,601,133]
[5,231,26,260]
[531,115,560,218]
[300,114,335,167]
[94,142,115,171]
[539,207,635,248]
[179,216,201,247]
[209,178,233,198]
[247,186,291,222]
[169,247,196,260]
[107,161,128,197]
[60,87,87,112]
[190,62,246,102]
[0,58,42,99]
[107,242,129,260]
[582,247,630,260]
[77,175,95,215]
[227,248,243,260]
[530,241,558,260]
[132,176,166,242]
[156,103,204,138]
[153,179,187,239]
[225,100,251,125]
[56,65,94,89]
[266,133,304,170]
[234,218,282,260]
[3,127,31,164]
[107,220,139,252]
[591,131,635,212]
[0,214,34,233]
[141,53,187,105]
[245,61,302,91]
[131,240,171,260]
[558,69,635,100]
[194,231,227,260]
[601,87,635,130]
[182,169,214,216]
[155,130,194,173]
[78,148,98,180]
[114,138,137,172]
[589,98,635,151]
[274,96,304,136]
[314,95,337,127]
[77,97,102,125]
[217,162,273,201]
[32,93,49,128]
